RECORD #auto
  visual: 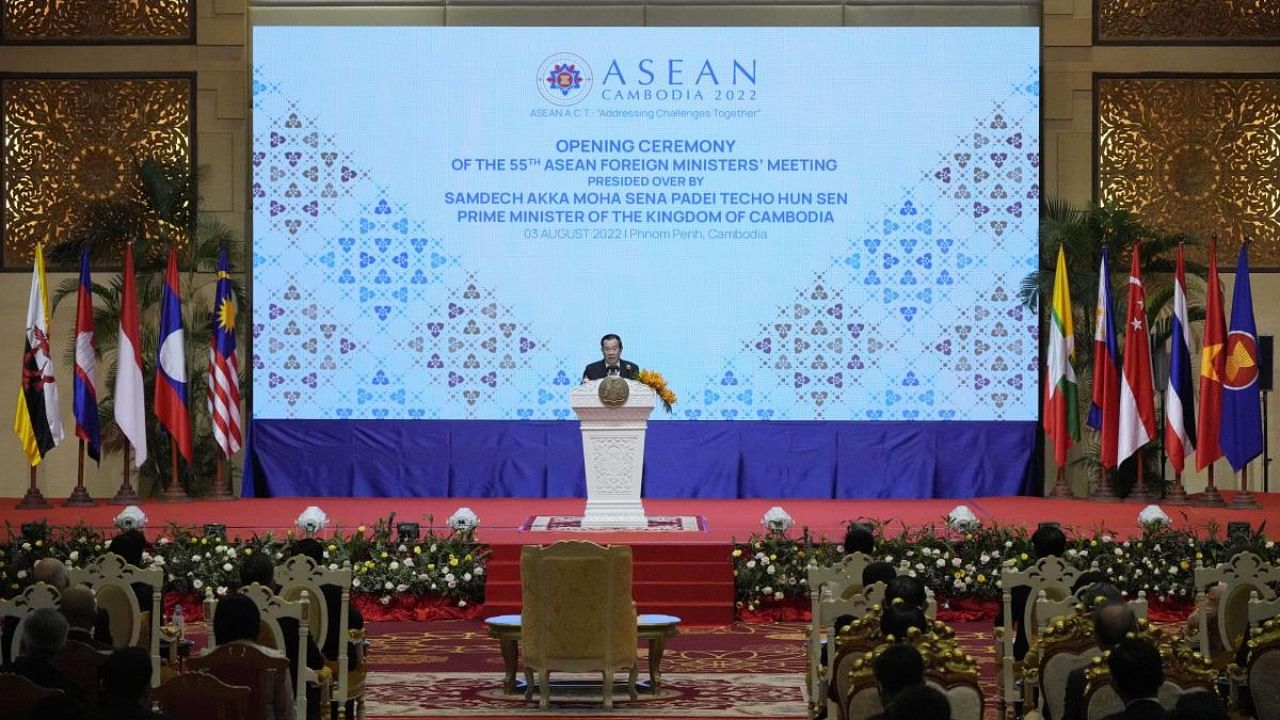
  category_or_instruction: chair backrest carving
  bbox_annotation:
[520,541,636,673]
[276,555,356,703]
[68,552,163,686]
[1079,624,1216,719]
[0,582,60,664]
[1193,551,1280,662]
[840,625,980,720]
[153,670,252,720]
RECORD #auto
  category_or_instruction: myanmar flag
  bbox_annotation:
[1044,245,1079,467]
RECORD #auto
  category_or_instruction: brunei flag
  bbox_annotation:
[14,245,64,466]
[1044,245,1079,467]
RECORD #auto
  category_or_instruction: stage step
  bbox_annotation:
[481,542,735,624]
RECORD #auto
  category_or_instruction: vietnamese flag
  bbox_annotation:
[1196,242,1225,471]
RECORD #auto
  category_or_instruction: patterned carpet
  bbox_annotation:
[360,620,1000,719]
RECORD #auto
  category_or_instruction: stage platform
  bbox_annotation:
[7,494,1279,624]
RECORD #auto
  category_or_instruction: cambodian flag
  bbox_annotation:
[1088,248,1121,468]
[1221,243,1263,471]
[1164,244,1196,473]
[73,247,101,462]
[154,248,192,461]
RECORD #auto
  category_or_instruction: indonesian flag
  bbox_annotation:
[14,245,64,466]
[1088,248,1121,469]
[1196,241,1226,471]
[155,247,192,461]
[1164,244,1196,473]
[1116,244,1157,466]
[1043,245,1079,467]
[114,242,147,466]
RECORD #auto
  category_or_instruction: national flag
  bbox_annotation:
[1116,244,1157,466]
[207,246,242,457]
[14,245,64,466]
[155,247,192,461]
[1164,244,1197,473]
[1088,248,1121,469]
[1044,245,1079,467]
[73,247,101,462]
[1221,243,1263,471]
[115,242,147,466]
[1196,241,1226,471]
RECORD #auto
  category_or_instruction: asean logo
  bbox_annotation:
[1224,331,1259,389]
[537,53,592,106]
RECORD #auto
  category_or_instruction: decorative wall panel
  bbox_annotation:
[1,76,193,268]
[1096,0,1280,44]
[1096,76,1280,265]
[1,0,193,44]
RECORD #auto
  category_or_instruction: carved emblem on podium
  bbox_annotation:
[597,376,630,406]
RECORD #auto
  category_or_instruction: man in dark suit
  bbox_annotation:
[1102,638,1166,720]
[59,587,113,651]
[867,644,925,720]
[1058,595,1134,720]
[582,333,638,381]
[2,608,88,704]
[994,524,1067,661]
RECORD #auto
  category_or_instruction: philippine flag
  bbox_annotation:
[154,248,192,461]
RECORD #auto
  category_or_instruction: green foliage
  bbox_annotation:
[0,517,489,608]
[46,158,246,497]
[731,518,1280,612]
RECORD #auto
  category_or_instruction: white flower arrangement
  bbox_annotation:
[296,506,329,536]
[947,505,979,530]
[448,507,479,531]
[114,505,147,532]
[762,506,794,532]
[1138,505,1170,527]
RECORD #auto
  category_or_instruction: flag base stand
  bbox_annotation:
[111,449,141,505]
[159,444,190,503]
[1048,468,1073,498]
[1163,478,1190,506]
[206,456,236,501]
[17,468,51,509]
[1191,487,1227,507]
[1230,489,1261,510]
[64,486,95,508]
[1089,472,1122,503]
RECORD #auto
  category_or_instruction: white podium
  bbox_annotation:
[570,379,656,529]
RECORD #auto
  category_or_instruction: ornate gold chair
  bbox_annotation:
[189,642,294,720]
[1192,551,1280,664]
[0,582,61,664]
[276,554,363,719]
[808,553,874,716]
[520,541,637,710]
[1078,624,1216,720]
[1239,616,1280,719]
[207,583,313,720]
[69,552,163,686]
[996,556,1083,718]
[841,625,982,720]
[830,607,955,720]
[154,670,253,720]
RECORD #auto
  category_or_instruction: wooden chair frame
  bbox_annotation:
[69,552,163,687]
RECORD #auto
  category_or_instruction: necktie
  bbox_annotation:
[608,366,619,376]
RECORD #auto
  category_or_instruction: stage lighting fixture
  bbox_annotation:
[203,524,226,539]
[397,522,420,542]
[1227,521,1252,546]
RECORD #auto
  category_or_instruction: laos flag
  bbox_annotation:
[155,248,192,461]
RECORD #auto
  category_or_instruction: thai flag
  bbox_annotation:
[154,248,192,461]
[1164,244,1196,473]
[73,247,101,462]
[1088,248,1121,468]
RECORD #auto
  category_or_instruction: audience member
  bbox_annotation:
[1059,601,1137,720]
[1103,638,1164,720]
[35,558,113,646]
[59,586,112,651]
[886,684,952,720]
[3,607,86,703]
[844,524,875,556]
[996,524,1067,660]
[1168,692,1227,720]
[884,575,927,610]
[239,552,326,679]
[867,644,925,720]
[862,561,897,590]
[1070,571,1109,596]
[108,530,155,612]
[213,592,296,720]
[99,647,167,720]
[880,602,927,642]
[288,537,365,666]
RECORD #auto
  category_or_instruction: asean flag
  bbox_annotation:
[1221,243,1263,471]
[155,248,192,461]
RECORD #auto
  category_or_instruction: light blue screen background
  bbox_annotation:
[251,26,1040,422]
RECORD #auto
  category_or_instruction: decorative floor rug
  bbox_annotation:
[522,515,706,532]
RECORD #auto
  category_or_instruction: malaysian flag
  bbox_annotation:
[208,246,242,456]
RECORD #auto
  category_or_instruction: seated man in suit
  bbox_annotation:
[868,644,925,720]
[994,524,1067,661]
[3,607,87,704]
[3,559,111,664]
[1058,594,1134,720]
[98,647,167,720]
[240,552,325,720]
[214,593,295,720]
[59,587,113,652]
[582,333,638,381]
[1103,638,1165,720]
[886,684,953,720]
[287,538,364,670]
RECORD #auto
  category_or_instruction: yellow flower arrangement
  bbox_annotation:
[636,369,678,413]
